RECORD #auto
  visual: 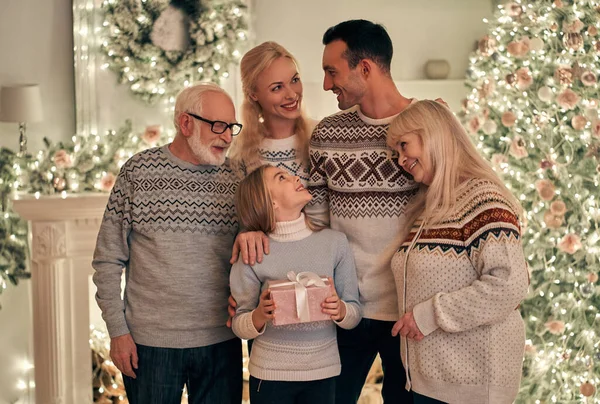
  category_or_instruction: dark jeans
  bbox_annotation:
[250,375,335,404]
[123,338,242,404]
[413,392,447,403]
[335,318,413,404]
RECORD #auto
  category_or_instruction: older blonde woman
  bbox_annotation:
[386,100,529,404]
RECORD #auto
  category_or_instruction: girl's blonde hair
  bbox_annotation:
[229,42,312,173]
[387,100,521,233]
[235,165,321,234]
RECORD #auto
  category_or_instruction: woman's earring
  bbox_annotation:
[258,114,265,124]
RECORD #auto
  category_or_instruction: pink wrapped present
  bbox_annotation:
[268,271,332,326]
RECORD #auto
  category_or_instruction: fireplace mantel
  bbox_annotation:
[13,193,109,404]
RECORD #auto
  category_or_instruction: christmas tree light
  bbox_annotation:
[461,1,600,402]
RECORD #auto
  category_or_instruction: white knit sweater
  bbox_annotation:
[391,179,529,404]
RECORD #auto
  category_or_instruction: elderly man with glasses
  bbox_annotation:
[92,83,243,404]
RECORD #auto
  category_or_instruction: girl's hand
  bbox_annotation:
[321,277,346,321]
[391,312,424,341]
[252,288,275,332]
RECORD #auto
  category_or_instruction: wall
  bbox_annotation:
[0,0,74,401]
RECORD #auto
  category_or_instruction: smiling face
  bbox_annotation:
[322,40,367,110]
[251,57,303,124]
[393,131,434,185]
[264,166,312,221]
[186,91,236,165]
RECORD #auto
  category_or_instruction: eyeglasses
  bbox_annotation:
[186,112,242,136]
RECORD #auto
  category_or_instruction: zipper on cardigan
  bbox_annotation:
[402,220,426,391]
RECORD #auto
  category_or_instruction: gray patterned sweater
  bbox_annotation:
[92,145,239,348]
[307,105,418,321]
[230,215,361,381]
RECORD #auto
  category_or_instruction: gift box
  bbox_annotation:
[268,271,332,326]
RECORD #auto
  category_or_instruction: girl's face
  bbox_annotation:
[265,166,312,219]
[251,57,303,124]
[393,132,433,185]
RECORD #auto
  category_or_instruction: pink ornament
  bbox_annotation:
[571,115,588,130]
[516,67,533,90]
[550,200,567,216]
[581,71,597,87]
[509,136,528,159]
[545,320,565,335]
[505,3,523,17]
[544,210,563,229]
[588,26,598,36]
[502,111,517,127]
[563,19,584,33]
[100,173,117,191]
[558,233,583,254]
[53,150,73,169]
[142,125,162,146]
[556,89,580,110]
[593,120,600,138]
[588,272,599,283]
[535,179,556,201]
[468,116,482,133]
[507,39,530,58]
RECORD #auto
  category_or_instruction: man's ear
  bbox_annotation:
[179,113,194,138]
[360,59,372,77]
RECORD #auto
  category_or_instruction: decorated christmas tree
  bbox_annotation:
[461,0,600,402]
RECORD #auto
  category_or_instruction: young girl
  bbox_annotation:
[228,41,314,183]
[229,165,361,404]
[386,100,529,404]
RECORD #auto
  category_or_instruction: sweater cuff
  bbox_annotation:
[248,309,266,337]
[106,316,130,339]
[413,298,439,336]
[333,301,353,329]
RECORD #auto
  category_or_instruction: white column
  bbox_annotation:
[13,193,109,404]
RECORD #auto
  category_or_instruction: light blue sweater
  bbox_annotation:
[230,215,361,381]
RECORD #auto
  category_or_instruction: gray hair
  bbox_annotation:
[173,83,231,136]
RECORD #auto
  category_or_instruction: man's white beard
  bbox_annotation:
[187,134,227,166]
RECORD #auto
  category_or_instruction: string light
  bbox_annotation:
[461,1,600,402]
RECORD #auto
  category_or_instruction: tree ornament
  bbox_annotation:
[580,382,595,397]
[563,33,584,50]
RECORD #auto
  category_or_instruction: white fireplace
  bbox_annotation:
[13,193,109,404]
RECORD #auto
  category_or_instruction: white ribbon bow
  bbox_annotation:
[271,271,327,322]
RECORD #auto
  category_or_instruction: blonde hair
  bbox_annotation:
[229,42,312,173]
[387,100,521,232]
[235,165,322,234]
[173,83,230,137]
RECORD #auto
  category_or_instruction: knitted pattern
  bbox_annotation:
[392,179,529,404]
[230,227,361,382]
[93,145,239,348]
[307,106,418,321]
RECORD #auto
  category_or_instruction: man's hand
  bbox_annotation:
[391,312,425,341]
[226,294,237,328]
[110,333,138,378]
[321,277,346,321]
[230,231,270,265]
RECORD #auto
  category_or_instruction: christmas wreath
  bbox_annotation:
[101,0,248,104]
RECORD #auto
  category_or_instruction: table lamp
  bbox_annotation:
[0,84,43,154]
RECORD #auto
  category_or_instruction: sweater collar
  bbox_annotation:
[270,213,313,242]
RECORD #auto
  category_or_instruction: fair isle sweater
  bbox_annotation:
[92,145,239,348]
[243,135,310,185]
[230,214,361,381]
[307,105,418,321]
[392,179,529,404]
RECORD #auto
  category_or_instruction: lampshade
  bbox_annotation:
[0,84,43,123]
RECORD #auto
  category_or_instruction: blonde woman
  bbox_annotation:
[229,165,361,404]
[229,41,314,184]
[386,100,529,404]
